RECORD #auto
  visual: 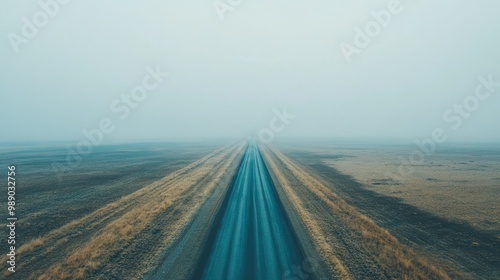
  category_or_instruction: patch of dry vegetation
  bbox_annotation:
[323,147,500,231]
[37,143,244,280]
[2,143,244,280]
[262,146,451,280]
[262,148,351,279]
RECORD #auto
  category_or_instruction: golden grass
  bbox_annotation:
[261,148,351,280]
[36,143,244,280]
[262,146,451,280]
[0,144,242,280]
[326,150,500,232]
[13,147,223,261]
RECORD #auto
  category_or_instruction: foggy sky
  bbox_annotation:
[1,0,499,143]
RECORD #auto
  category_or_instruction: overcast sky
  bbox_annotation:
[1,0,499,143]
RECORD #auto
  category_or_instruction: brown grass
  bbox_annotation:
[325,149,500,232]
[36,143,244,280]
[262,146,451,280]
[261,147,351,280]
[1,143,243,279]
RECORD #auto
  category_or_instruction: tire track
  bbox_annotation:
[3,143,242,279]
[262,146,451,280]
[198,141,305,280]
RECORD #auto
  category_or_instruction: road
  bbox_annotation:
[199,142,305,280]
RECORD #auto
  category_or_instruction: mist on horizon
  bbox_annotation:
[1,0,499,144]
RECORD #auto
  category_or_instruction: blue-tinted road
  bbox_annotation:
[200,142,304,280]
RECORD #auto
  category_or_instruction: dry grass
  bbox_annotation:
[1,143,243,280]
[262,146,451,280]
[324,148,500,232]
[261,148,351,280]
[36,143,244,280]
[263,148,350,279]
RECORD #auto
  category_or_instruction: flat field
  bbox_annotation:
[2,140,498,279]
[271,141,500,279]
[0,142,244,279]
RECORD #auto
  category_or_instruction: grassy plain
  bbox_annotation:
[270,141,500,279]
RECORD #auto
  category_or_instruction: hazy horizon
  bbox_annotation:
[2,0,500,144]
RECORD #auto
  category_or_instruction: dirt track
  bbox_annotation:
[8,142,496,279]
[198,142,304,280]
[262,145,455,279]
[5,143,244,280]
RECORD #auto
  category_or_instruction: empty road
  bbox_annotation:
[199,142,305,280]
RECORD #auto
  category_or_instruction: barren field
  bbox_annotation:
[262,146,454,279]
[2,140,498,279]
[271,141,500,279]
[0,142,223,244]
[336,151,500,232]
[0,142,244,279]
[280,142,500,232]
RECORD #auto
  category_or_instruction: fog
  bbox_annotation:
[1,0,499,144]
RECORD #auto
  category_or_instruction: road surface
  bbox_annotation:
[199,142,305,280]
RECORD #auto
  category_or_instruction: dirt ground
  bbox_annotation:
[263,146,454,280]
[281,142,500,232]
[0,142,243,280]
[0,142,222,244]
[3,141,498,279]
[273,141,500,279]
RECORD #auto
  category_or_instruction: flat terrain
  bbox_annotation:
[262,146,452,279]
[2,140,498,279]
[0,142,222,243]
[0,142,244,279]
[319,143,500,232]
[271,141,500,279]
